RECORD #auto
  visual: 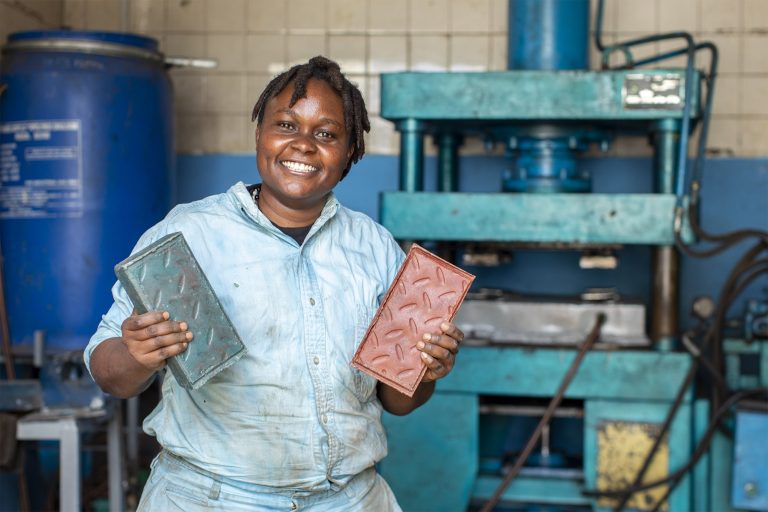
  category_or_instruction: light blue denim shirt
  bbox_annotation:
[86,181,405,491]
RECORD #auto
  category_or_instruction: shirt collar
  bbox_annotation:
[229,181,340,242]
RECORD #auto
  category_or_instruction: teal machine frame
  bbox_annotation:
[376,68,708,512]
[376,2,768,510]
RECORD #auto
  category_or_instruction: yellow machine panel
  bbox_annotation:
[597,421,669,511]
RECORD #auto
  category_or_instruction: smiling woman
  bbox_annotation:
[84,55,466,512]
[254,78,353,226]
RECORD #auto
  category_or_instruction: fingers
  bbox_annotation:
[420,349,449,383]
[416,322,465,383]
[121,311,193,370]
[418,336,459,384]
[123,311,188,339]
[122,310,169,334]
[440,321,465,344]
[418,333,455,360]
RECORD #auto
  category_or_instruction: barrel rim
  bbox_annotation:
[2,31,163,62]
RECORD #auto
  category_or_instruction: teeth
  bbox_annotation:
[282,160,318,173]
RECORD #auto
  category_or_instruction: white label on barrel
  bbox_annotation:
[0,119,83,219]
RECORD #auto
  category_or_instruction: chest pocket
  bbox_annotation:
[351,303,378,402]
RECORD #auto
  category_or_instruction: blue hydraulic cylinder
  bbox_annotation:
[507,0,591,192]
[504,136,590,193]
[508,0,590,71]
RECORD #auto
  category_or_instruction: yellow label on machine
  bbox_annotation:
[596,421,670,511]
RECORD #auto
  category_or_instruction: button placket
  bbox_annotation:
[299,256,339,467]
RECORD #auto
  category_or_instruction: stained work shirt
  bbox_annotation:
[85,182,406,490]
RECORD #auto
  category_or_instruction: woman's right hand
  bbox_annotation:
[121,310,193,371]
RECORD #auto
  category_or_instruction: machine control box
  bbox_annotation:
[732,409,768,510]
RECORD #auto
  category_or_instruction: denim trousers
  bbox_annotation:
[137,451,403,512]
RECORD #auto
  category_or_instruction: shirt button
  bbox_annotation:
[309,298,315,306]
[321,414,328,424]
[313,356,320,365]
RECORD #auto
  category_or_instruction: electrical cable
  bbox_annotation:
[602,244,767,510]
[670,42,768,256]
[479,313,606,512]
[584,388,768,502]
[596,1,767,252]
[595,1,767,253]
[679,331,727,394]
[711,259,768,412]
[600,25,768,255]
[591,3,768,510]
[593,0,696,206]
[611,356,697,511]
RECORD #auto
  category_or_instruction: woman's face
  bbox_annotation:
[255,79,352,215]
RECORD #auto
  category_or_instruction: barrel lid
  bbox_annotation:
[3,30,163,61]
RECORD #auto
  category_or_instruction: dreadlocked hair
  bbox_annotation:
[250,56,370,179]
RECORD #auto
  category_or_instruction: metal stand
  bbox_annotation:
[16,407,124,512]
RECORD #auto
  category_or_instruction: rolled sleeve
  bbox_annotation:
[83,280,135,376]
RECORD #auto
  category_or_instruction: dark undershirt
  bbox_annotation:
[246,183,313,245]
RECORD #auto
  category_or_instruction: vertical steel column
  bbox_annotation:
[108,406,125,512]
[127,396,139,474]
[436,133,460,192]
[397,119,425,192]
[59,418,81,512]
[652,119,681,351]
[436,133,460,261]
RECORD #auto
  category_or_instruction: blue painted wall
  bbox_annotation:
[178,153,768,331]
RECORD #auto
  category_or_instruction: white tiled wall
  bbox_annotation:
[61,0,509,154]
[0,1,62,44]
[1,1,767,157]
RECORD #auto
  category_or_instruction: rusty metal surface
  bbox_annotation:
[352,244,475,396]
[115,232,246,390]
[597,420,670,511]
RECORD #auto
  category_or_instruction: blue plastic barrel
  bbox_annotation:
[0,31,173,351]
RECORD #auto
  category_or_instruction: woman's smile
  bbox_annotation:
[280,160,319,173]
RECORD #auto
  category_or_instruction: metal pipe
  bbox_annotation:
[654,119,679,195]
[478,404,584,418]
[397,119,425,192]
[652,120,681,351]
[33,330,45,368]
[594,0,607,53]
[652,247,679,351]
[127,396,140,470]
[595,30,696,206]
[436,133,459,192]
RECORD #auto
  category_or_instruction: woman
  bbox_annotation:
[86,56,464,511]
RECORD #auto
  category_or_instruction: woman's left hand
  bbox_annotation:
[418,321,465,382]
